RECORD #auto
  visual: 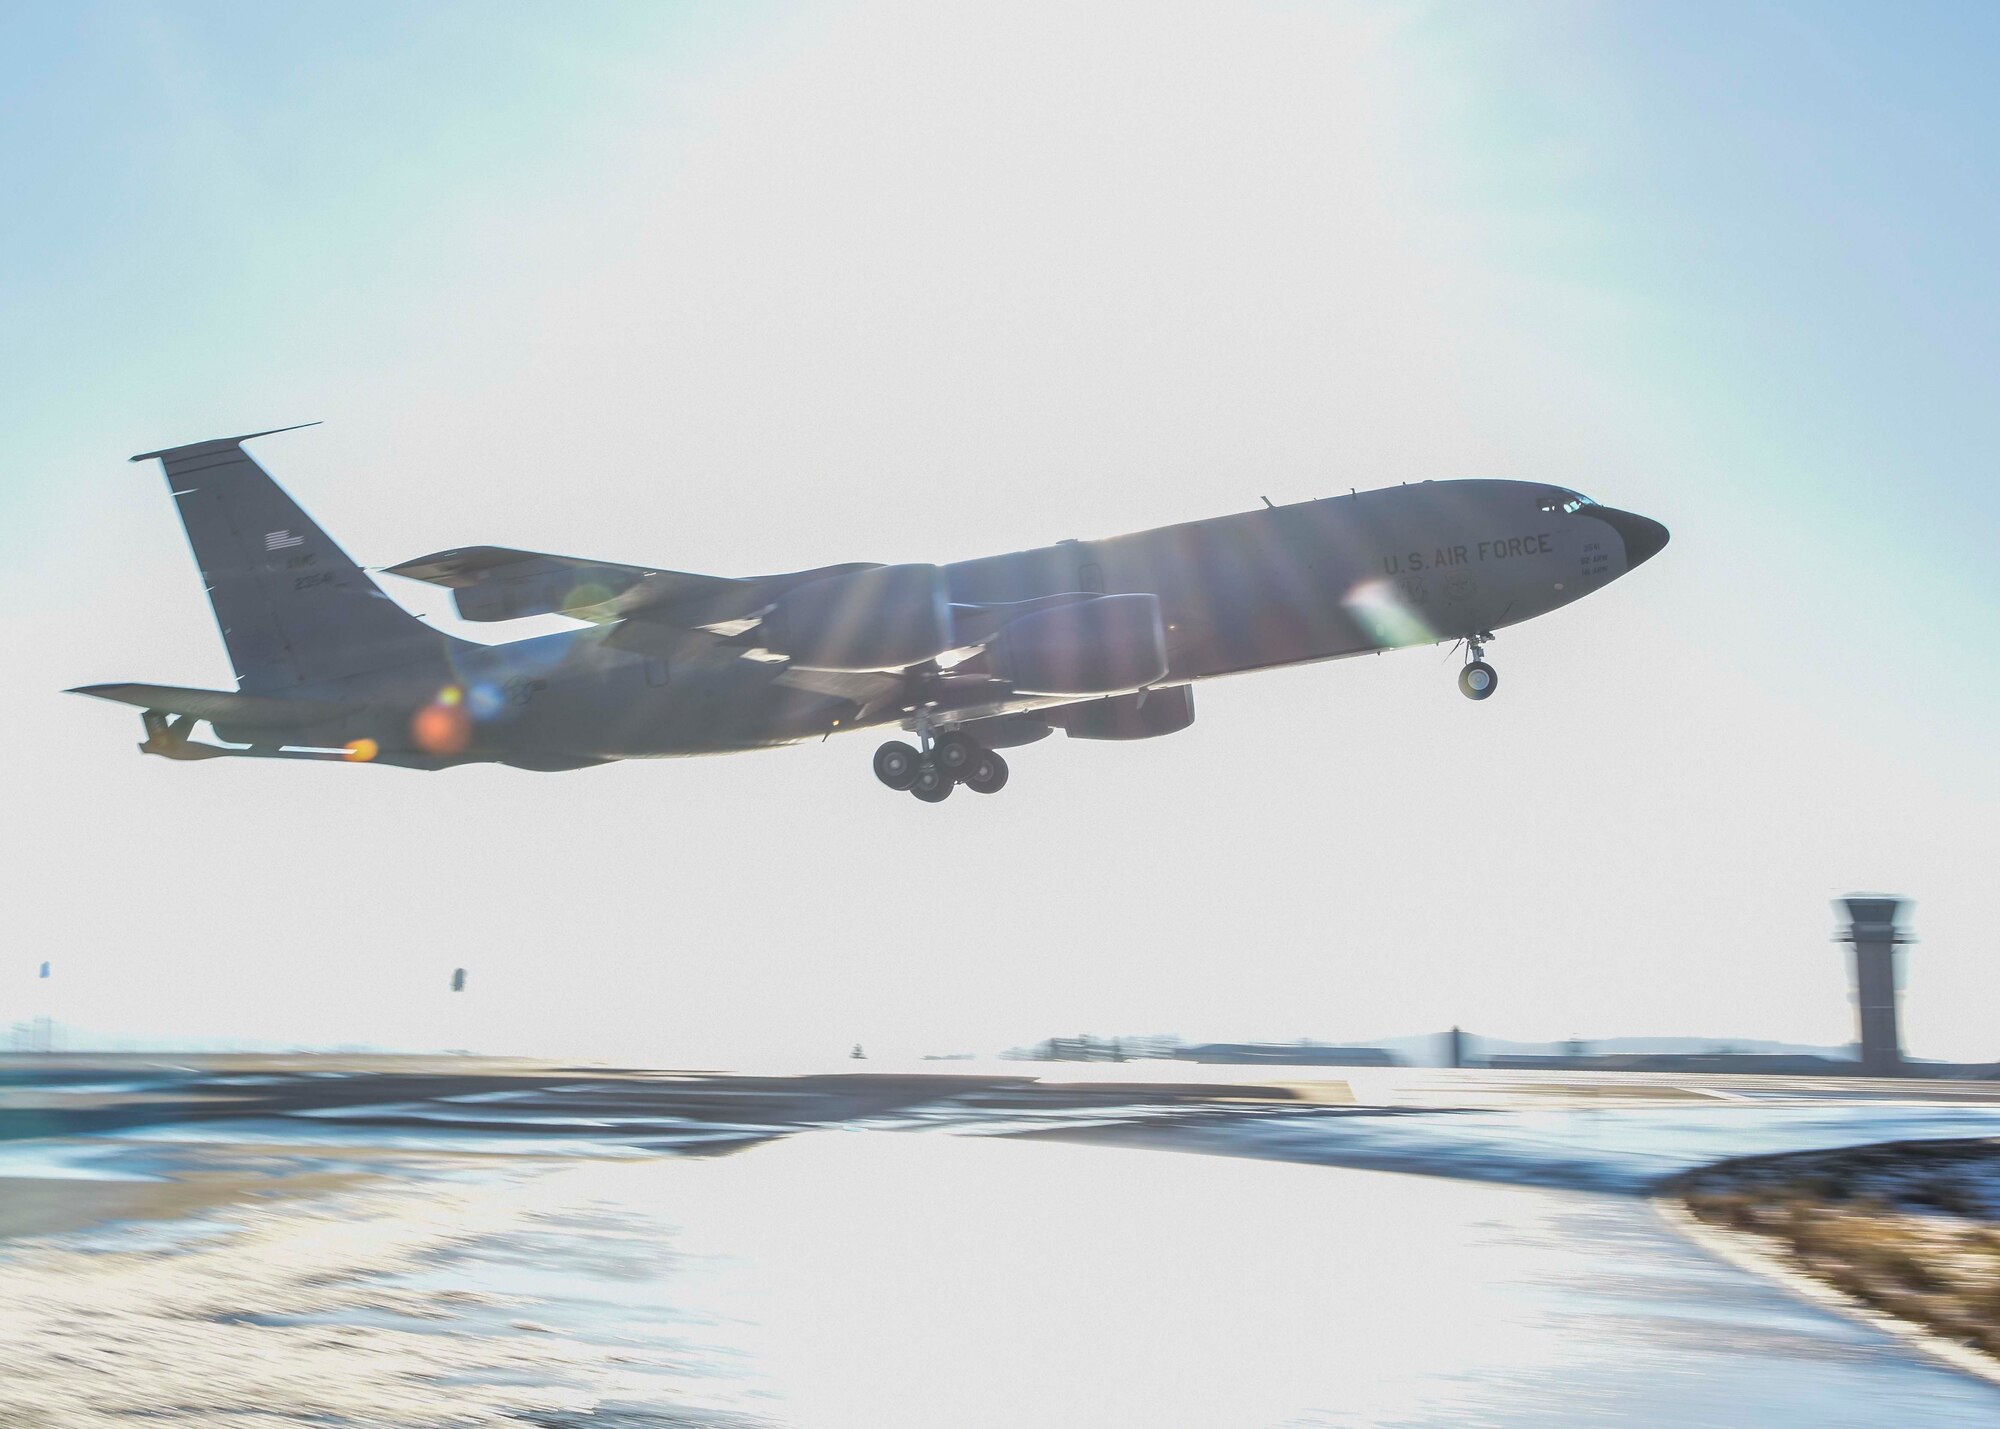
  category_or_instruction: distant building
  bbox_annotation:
[1176,1042,1398,1067]
[1008,1035,1399,1066]
[1837,896,1912,1075]
[1487,1052,1852,1075]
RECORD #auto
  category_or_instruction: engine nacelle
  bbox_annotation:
[760,563,953,672]
[1048,685,1195,741]
[986,593,1169,697]
[960,712,1055,749]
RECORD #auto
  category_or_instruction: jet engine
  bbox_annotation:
[759,563,954,672]
[1047,684,1194,740]
[986,593,1169,697]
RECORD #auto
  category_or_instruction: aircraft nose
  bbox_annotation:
[1592,506,1670,569]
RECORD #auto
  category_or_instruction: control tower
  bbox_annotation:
[1835,896,1913,1075]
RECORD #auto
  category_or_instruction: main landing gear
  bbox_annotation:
[873,729,1009,802]
[1457,633,1498,701]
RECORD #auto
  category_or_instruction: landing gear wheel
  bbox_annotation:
[932,732,977,777]
[1458,660,1498,701]
[873,740,921,790]
[961,750,1009,795]
[910,759,955,802]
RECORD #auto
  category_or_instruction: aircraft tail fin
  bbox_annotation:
[132,427,469,694]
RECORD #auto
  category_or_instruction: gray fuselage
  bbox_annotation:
[240,478,1662,764]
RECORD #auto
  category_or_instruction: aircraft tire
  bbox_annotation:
[1458,661,1498,700]
[933,732,977,776]
[962,750,1009,795]
[910,760,954,802]
[873,740,922,790]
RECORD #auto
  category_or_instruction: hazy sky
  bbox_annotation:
[3,1,1995,1063]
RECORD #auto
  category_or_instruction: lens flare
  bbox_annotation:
[467,682,506,720]
[343,738,379,763]
[1342,578,1436,648]
[410,702,472,755]
[436,685,463,707]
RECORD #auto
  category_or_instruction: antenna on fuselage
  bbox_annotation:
[1260,495,1275,509]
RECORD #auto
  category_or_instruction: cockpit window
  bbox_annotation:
[1537,489,1596,514]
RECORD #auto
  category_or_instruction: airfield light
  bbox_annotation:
[343,738,379,763]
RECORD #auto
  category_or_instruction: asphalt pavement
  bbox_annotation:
[3,1060,1999,1426]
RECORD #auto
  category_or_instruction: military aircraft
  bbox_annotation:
[73,425,1667,801]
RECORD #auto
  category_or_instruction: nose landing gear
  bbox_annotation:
[873,728,1010,802]
[1457,633,1498,701]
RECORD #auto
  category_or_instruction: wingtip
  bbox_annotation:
[129,421,322,464]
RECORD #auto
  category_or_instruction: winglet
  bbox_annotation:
[129,422,321,464]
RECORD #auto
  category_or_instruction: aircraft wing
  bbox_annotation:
[772,667,904,712]
[772,668,1037,727]
[384,546,718,624]
[386,546,880,630]
[389,548,1178,721]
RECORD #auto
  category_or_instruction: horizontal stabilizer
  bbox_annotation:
[67,682,353,727]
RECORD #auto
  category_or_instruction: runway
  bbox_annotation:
[4,1060,1999,1427]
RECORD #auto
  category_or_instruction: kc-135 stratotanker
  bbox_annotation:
[74,425,1668,801]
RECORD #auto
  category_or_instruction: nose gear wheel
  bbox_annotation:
[1457,633,1498,701]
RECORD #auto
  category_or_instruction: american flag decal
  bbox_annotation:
[265,530,304,551]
